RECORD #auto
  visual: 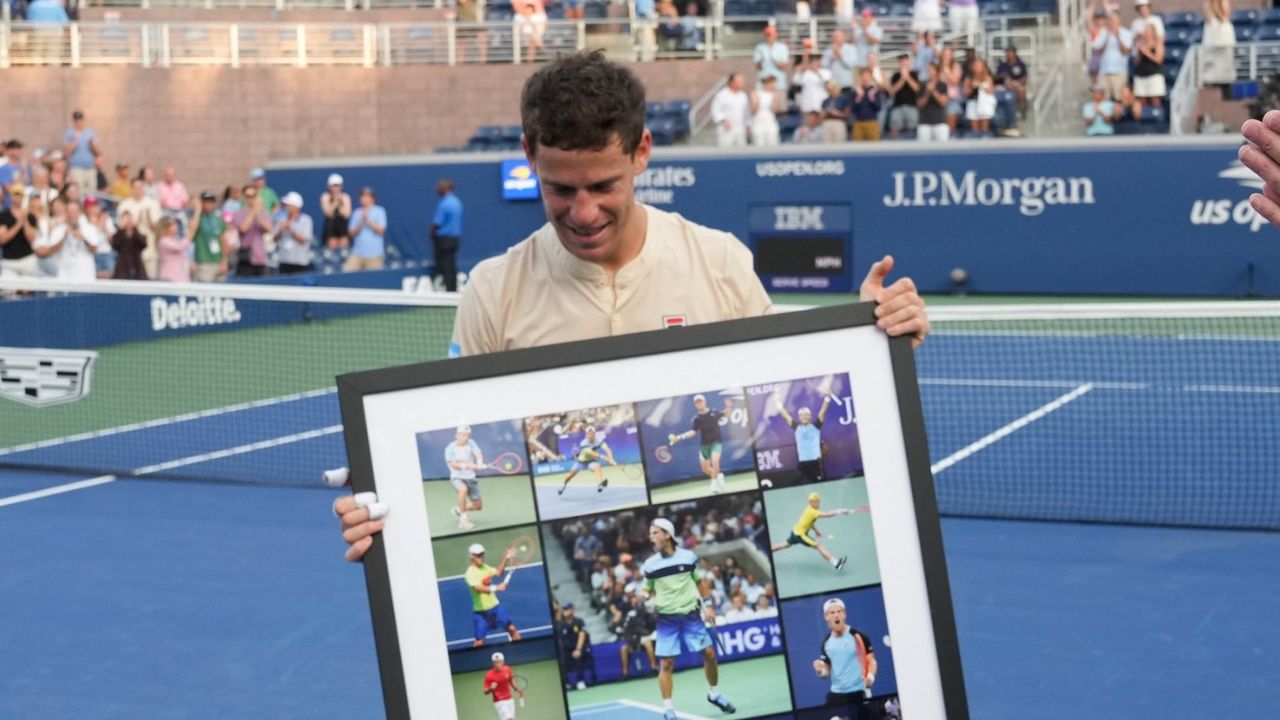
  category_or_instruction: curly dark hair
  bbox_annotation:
[521,51,647,158]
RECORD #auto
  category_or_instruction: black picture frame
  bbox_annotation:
[337,302,968,720]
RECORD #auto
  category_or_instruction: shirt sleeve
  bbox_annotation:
[432,202,446,227]
[372,207,387,233]
[451,271,501,357]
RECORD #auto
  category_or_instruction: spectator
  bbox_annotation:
[739,572,765,605]
[454,0,488,63]
[719,593,755,624]
[750,75,782,146]
[345,187,387,272]
[614,592,657,678]
[221,185,243,215]
[950,0,980,40]
[634,0,658,61]
[822,29,857,93]
[155,216,191,284]
[515,0,548,63]
[249,167,279,214]
[820,80,852,142]
[156,166,191,218]
[792,111,824,143]
[26,0,68,23]
[794,53,832,116]
[1087,9,1106,84]
[431,178,464,291]
[940,47,965,132]
[111,210,148,280]
[753,594,777,618]
[556,603,597,690]
[1116,85,1143,125]
[190,190,229,282]
[62,110,101,198]
[850,69,884,141]
[35,196,64,278]
[137,164,158,200]
[918,60,950,141]
[0,140,31,206]
[912,0,943,41]
[1202,0,1236,83]
[234,184,273,277]
[60,182,82,207]
[711,72,750,147]
[657,0,683,54]
[574,526,603,583]
[679,3,703,52]
[753,25,791,91]
[996,46,1030,118]
[1132,25,1166,108]
[29,166,57,208]
[834,0,853,26]
[0,184,39,282]
[852,9,882,78]
[272,192,314,275]
[888,52,921,139]
[117,177,162,279]
[39,200,101,282]
[913,31,938,81]
[1083,83,1117,136]
[1092,11,1133,100]
[965,57,997,136]
[1131,0,1164,38]
[84,197,115,279]
[563,0,585,20]
[107,162,132,200]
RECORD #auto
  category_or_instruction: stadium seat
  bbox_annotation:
[502,125,523,142]
[408,26,433,40]
[648,117,678,146]
[646,100,666,118]
[1237,24,1259,42]
[489,7,514,20]
[1231,8,1260,26]
[724,0,749,15]
[584,0,607,18]
[1265,7,1280,25]
[1258,24,1280,41]
[889,2,911,15]
[748,0,775,15]
[1164,11,1202,28]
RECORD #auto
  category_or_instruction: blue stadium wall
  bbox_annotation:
[268,137,1280,297]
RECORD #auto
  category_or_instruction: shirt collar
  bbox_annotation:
[547,204,661,285]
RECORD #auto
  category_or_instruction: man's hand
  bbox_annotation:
[1240,111,1280,230]
[812,659,829,677]
[572,649,582,659]
[860,254,930,348]
[504,547,517,562]
[333,491,388,562]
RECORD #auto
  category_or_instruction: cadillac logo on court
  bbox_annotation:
[0,347,99,408]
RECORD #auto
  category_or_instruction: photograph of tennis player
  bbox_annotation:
[449,651,569,720]
[636,388,760,504]
[417,420,538,538]
[539,496,793,719]
[432,524,554,652]
[763,477,880,599]
[779,587,899,720]
[526,404,648,521]
[746,373,862,489]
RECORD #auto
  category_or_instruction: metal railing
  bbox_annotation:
[1170,44,1200,135]
[1030,59,1063,135]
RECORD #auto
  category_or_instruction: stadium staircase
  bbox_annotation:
[543,539,615,642]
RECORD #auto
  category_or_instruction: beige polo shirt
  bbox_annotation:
[450,205,773,356]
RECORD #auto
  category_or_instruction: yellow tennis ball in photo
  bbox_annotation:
[519,543,529,553]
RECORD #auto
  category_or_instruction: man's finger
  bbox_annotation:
[345,535,374,563]
[1238,144,1280,191]
[343,519,385,545]
[1264,109,1280,134]
[1264,182,1280,207]
[858,254,896,300]
[1249,192,1280,230]
[874,291,924,320]
[873,277,920,310]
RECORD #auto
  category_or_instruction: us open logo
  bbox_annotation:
[0,347,99,408]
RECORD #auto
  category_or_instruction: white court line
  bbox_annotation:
[0,425,344,508]
[1183,384,1280,394]
[931,384,1095,476]
[437,562,545,583]
[445,624,553,648]
[0,387,336,457]
[0,474,118,508]
[616,699,715,720]
[920,377,1147,390]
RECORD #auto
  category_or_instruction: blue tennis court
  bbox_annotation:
[571,699,715,720]
[3,317,1279,718]
[437,563,553,648]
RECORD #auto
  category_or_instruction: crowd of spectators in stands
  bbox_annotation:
[0,110,390,288]
[713,14,1026,145]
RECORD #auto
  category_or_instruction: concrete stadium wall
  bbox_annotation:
[0,59,750,193]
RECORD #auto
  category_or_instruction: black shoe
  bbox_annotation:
[707,691,736,713]
[597,478,609,492]
[558,486,566,495]
[835,555,848,571]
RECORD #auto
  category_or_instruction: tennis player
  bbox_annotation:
[557,425,617,495]
[641,518,736,719]
[668,394,732,494]
[483,651,524,720]
[446,425,484,531]
[334,51,930,561]
[466,543,523,648]
[811,597,877,719]
[771,491,848,571]
[775,393,832,483]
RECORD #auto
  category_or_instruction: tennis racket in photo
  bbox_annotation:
[507,535,539,565]
[485,451,526,475]
[653,444,673,464]
[706,620,726,655]
[620,463,644,481]
[512,674,529,707]
[805,375,840,403]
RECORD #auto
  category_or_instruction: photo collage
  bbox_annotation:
[414,373,902,720]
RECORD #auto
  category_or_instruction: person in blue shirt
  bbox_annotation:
[344,186,387,272]
[812,597,877,717]
[62,110,101,198]
[775,392,832,483]
[26,0,69,24]
[0,139,31,208]
[430,178,464,291]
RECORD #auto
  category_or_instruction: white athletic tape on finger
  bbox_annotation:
[353,491,378,508]
[366,503,389,521]
[322,467,351,488]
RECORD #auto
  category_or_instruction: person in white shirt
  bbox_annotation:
[752,25,791,91]
[711,72,750,147]
[822,28,858,92]
[36,200,101,282]
[717,593,756,625]
[852,9,883,76]
[1130,0,1165,39]
[793,53,832,115]
[750,75,782,146]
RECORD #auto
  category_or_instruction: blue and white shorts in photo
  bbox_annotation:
[655,610,713,657]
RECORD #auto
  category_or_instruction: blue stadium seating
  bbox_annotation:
[748,0,775,16]
[584,0,607,18]
[724,0,749,15]
[1231,8,1260,26]
[649,117,678,146]
[1164,11,1202,28]
[889,2,911,16]
[489,7,514,20]
[1165,43,1186,66]
[501,125,523,143]
[1265,7,1280,25]
[1237,24,1259,42]
[1257,23,1280,41]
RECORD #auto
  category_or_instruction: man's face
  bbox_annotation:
[456,429,470,444]
[202,198,216,214]
[74,116,85,130]
[5,146,19,163]
[825,605,847,631]
[1107,13,1120,30]
[116,166,129,179]
[492,658,505,670]
[66,203,82,223]
[564,606,575,620]
[361,192,375,208]
[1138,4,1150,16]
[527,133,651,271]
[436,180,449,196]
[1092,88,1106,102]
[729,74,745,92]
[693,396,707,413]
[471,552,485,566]
[254,176,266,189]
[831,29,845,45]
[763,28,776,44]
[898,56,910,71]
[163,167,177,183]
[648,525,670,552]
[859,70,873,86]
[798,408,812,424]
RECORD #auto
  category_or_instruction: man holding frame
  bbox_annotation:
[334,51,930,559]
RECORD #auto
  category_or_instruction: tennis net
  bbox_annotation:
[0,278,458,488]
[921,302,1280,530]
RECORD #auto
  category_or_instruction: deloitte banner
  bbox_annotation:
[269,138,1280,297]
